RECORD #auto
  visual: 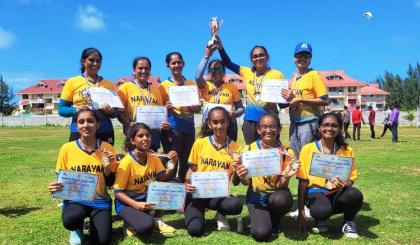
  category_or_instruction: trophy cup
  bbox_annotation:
[208,17,223,46]
[81,89,90,105]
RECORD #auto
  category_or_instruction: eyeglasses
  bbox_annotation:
[251,53,266,60]
[259,124,278,130]
[320,123,339,129]
[210,67,224,73]
[295,53,311,59]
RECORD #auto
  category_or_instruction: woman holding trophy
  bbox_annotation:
[195,44,244,141]
[58,47,119,145]
[296,113,363,239]
[236,112,299,241]
[184,107,243,237]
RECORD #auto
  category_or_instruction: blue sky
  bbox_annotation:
[0,0,419,102]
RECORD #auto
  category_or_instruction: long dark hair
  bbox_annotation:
[315,113,348,150]
[257,112,281,141]
[75,108,99,122]
[199,106,234,138]
[165,52,184,65]
[80,48,102,73]
[123,123,152,152]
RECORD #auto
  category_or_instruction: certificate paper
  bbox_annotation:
[260,79,288,103]
[135,106,167,129]
[190,171,230,198]
[168,86,201,107]
[202,103,232,119]
[53,169,99,202]
[309,153,354,180]
[146,182,187,210]
[241,148,282,178]
[89,87,124,109]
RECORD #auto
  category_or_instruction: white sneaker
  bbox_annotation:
[215,212,230,231]
[290,206,313,220]
[312,220,328,233]
[342,221,359,238]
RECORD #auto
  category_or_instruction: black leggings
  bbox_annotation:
[118,206,154,236]
[61,203,112,245]
[305,187,363,222]
[247,190,293,242]
[184,196,243,237]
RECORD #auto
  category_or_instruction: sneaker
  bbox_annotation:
[215,212,230,231]
[312,220,328,233]
[154,220,176,234]
[123,221,137,237]
[342,221,359,238]
[69,229,84,245]
[289,206,313,220]
[271,223,281,237]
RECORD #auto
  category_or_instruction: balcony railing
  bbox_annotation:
[328,92,345,97]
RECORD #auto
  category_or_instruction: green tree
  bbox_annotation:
[0,75,16,116]
[401,77,418,110]
[403,111,415,126]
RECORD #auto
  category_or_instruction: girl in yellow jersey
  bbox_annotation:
[236,112,299,241]
[195,44,244,141]
[296,113,363,239]
[184,107,243,237]
[48,108,117,245]
[114,123,179,236]
[117,57,171,152]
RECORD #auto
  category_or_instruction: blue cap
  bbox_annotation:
[294,42,312,54]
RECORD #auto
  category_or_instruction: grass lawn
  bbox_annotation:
[0,125,419,244]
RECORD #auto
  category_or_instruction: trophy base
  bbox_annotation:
[208,36,218,46]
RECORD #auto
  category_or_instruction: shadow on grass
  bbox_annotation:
[0,206,41,217]
[361,201,372,211]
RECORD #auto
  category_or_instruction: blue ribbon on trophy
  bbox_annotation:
[208,17,223,46]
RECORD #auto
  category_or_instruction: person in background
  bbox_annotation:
[195,44,244,141]
[281,42,329,159]
[389,103,400,142]
[380,105,391,138]
[342,106,351,140]
[368,106,376,139]
[351,105,365,141]
[58,48,119,145]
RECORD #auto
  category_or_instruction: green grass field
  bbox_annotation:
[0,125,419,244]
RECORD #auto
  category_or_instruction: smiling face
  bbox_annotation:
[130,128,152,152]
[294,51,311,71]
[208,110,229,138]
[133,59,151,84]
[209,61,225,85]
[82,51,102,75]
[319,115,340,140]
[257,115,281,145]
[167,54,184,76]
[251,47,269,71]
[76,110,99,138]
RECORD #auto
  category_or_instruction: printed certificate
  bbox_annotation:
[259,79,288,103]
[202,103,232,119]
[168,86,201,107]
[190,171,230,198]
[241,148,282,178]
[135,106,167,129]
[89,87,124,109]
[53,169,99,202]
[146,182,187,210]
[309,153,354,180]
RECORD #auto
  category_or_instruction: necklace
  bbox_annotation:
[134,79,151,105]
[254,68,269,100]
[78,139,99,152]
[318,140,336,155]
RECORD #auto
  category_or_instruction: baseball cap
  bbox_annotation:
[294,42,312,54]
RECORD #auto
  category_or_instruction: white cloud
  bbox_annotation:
[75,5,106,32]
[0,27,16,48]
[390,35,413,45]
[0,71,45,93]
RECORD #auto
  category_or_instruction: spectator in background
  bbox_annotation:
[352,105,365,141]
[368,106,376,139]
[342,106,351,139]
[380,105,391,138]
[389,103,400,142]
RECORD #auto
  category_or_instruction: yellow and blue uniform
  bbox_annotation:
[188,136,242,177]
[58,74,119,133]
[55,140,117,209]
[117,81,164,148]
[289,70,328,123]
[159,78,197,134]
[113,152,166,214]
[296,141,357,195]
[244,139,295,204]
[199,81,242,105]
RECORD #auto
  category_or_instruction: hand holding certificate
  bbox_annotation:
[135,106,167,129]
[168,86,200,107]
[89,87,124,110]
[146,182,187,210]
[241,148,282,178]
[259,79,289,103]
[309,153,354,181]
[53,169,99,202]
[190,171,230,198]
